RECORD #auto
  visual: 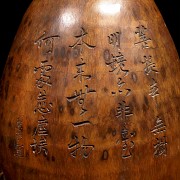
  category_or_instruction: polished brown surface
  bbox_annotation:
[0,0,180,179]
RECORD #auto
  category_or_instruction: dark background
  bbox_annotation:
[0,0,179,78]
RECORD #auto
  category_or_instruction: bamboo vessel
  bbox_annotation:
[0,0,180,179]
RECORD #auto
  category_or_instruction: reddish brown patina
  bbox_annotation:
[0,0,179,179]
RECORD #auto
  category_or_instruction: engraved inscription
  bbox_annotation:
[106,52,129,76]
[34,115,48,136]
[67,85,96,102]
[67,85,96,116]
[74,58,91,82]
[121,124,135,159]
[142,55,158,75]
[68,136,94,158]
[134,25,151,49]
[149,78,159,98]
[122,140,134,159]
[154,136,167,157]
[34,31,60,54]
[116,101,133,120]
[112,78,131,97]
[67,28,96,158]
[135,25,168,157]
[34,60,53,89]
[108,32,121,48]
[105,31,135,159]
[34,91,53,114]
[151,117,167,157]
[30,115,49,156]
[151,117,166,135]
[14,118,24,158]
[69,27,96,53]
[72,120,91,127]
[30,136,48,156]
[31,31,59,157]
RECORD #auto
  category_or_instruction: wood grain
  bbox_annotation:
[0,0,179,179]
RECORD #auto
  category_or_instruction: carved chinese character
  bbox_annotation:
[74,58,91,82]
[34,60,52,89]
[80,136,95,158]
[79,107,87,116]
[72,120,91,127]
[34,31,60,54]
[34,91,53,114]
[154,136,167,157]
[68,135,80,158]
[30,137,48,156]
[68,135,94,158]
[121,127,129,142]
[15,132,23,141]
[16,118,23,131]
[120,124,136,142]
[14,118,24,158]
[112,78,131,96]
[135,25,151,49]
[34,60,52,74]
[106,51,129,76]
[122,140,134,159]
[67,85,96,102]
[66,85,96,115]
[151,117,166,135]
[149,78,159,98]
[14,145,24,158]
[34,115,48,136]
[36,90,47,101]
[69,28,96,53]
[116,101,133,120]
[15,118,23,140]
[34,101,53,114]
[142,55,158,75]
[117,77,125,88]
[36,75,52,89]
[108,32,121,48]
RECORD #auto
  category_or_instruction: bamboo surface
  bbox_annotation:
[0,0,180,179]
